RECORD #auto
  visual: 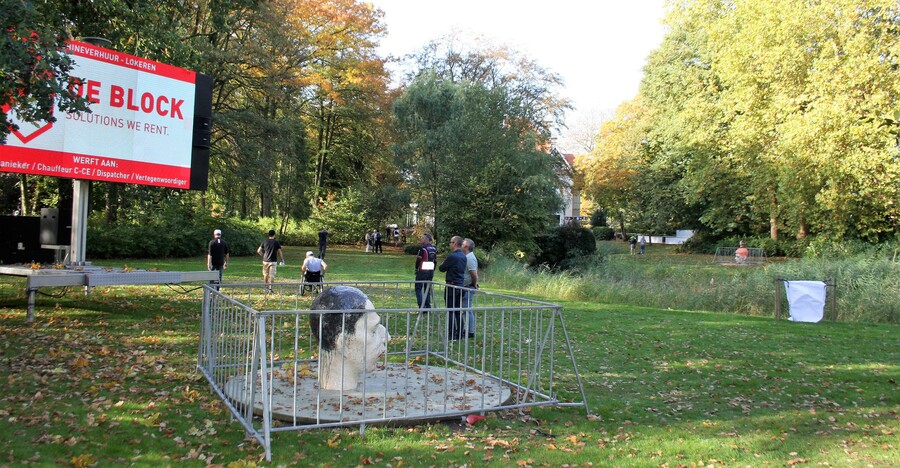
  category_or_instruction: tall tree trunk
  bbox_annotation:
[797,213,808,239]
[311,101,336,208]
[769,193,779,240]
[30,180,40,215]
[260,191,272,218]
[105,183,119,223]
[18,174,27,215]
[241,185,248,219]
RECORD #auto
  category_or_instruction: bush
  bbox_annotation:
[530,223,597,270]
[403,244,420,255]
[676,230,719,254]
[592,226,615,241]
[590,209,607,228]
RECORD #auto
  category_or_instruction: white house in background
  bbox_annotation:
[554,151,583,226]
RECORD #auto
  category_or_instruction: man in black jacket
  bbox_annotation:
[439,235,467,340]
[414,233,437,309]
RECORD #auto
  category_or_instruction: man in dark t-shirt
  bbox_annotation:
[207,229,229,283]
[256,229,284,292]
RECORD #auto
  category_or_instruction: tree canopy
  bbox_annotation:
[578,0,900,243]
[393,72,564,250]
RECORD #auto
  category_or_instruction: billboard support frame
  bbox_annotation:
[70,179,89,265]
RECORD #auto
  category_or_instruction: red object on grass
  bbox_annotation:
[465,414,486,425]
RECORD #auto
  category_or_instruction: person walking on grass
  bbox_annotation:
[207,229,229,284]
[318,227,329,259]
[257,229,284,293]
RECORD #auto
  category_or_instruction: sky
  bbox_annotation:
[367,0,669,154]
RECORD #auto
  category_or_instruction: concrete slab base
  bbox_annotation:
[223,362,512,423]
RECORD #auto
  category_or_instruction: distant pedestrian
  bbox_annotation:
[639,236,646,255]
[318,227,329,259]
[256,229,285,293]
[364,231,371,253]
[207,229,229,283]
[374,229,383,253]
[629,236,637,255]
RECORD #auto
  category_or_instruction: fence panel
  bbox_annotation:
[198,281,588,461]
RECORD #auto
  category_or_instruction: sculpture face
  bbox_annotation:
[310,286,389,390]
[348,310,389,373]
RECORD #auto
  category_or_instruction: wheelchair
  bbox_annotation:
[301,270,324,296]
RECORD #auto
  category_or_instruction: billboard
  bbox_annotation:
[0,41,211,190]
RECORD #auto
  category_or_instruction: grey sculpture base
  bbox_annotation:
[223,362,512,423]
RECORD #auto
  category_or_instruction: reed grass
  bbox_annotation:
[488,242,899,323]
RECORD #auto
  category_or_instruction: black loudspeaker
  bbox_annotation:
[0,216,53,264]
[40,208,72,245]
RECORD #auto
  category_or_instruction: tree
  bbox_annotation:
[1,0,91,144]
[407,32,572,147]
[580,0,900,244]
[393,73,563,250]
[576,98,652,236]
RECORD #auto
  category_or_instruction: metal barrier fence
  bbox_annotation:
[713,246,767,265]
[198,281,589,461]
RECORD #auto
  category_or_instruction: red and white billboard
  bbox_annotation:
[0,41,211,190]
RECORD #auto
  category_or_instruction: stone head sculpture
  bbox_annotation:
[309,286,389,390]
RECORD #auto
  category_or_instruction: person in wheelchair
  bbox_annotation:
[301,251,328,295]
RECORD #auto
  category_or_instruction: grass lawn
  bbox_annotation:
[0,246,897,466]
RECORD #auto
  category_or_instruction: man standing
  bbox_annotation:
[207,229,229,283]
[438,236,467,340]
[256,229,285,293]
[374,229,383,254]
[414,233,437,309]
[461,238,479,338]
[318,227,329,259]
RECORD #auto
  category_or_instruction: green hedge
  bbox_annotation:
[88,216,263,259]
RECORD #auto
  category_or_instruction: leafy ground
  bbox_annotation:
[0,246,897,467]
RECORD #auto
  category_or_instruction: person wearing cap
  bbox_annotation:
[207,229,229,283]
[257,229,285,293]
[301,250,327,295]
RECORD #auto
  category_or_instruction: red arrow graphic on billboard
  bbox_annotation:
[2,103,55,144]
